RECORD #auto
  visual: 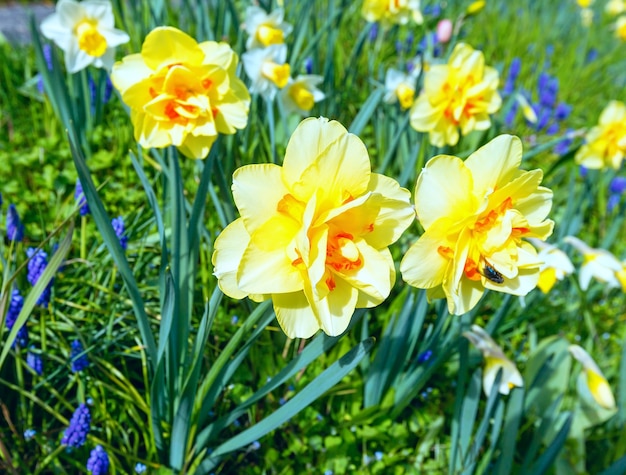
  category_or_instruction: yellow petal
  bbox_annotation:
[237,238,304,294]
[291,127,371,206]
[400,220,452,289]
[414,154,477,229]
[273,291,321,339]
[339,241,394,304]
[212,218,250,299]
[537,267,557,293]
[365,173,415,248]
[232,164,289,232]
[306,276,358,337]
[178,133,216,159]
[465,135,522,198]
[141,27,204,71]
[111,54,153,93]
[282,117,349,186]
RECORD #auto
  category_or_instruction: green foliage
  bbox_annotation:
[0,0,625,474]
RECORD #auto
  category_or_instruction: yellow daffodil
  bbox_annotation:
[212,117,414,339]
[244,6,293,49]
[409,43,501,147]
[40,0,129,73]
[528,238,574,293]
[383,66,420,110]
[576,0,593,7]
[574,101,626,169]
[400,135,554,315]
[515,93,538,124]
[617,16,626,40]
[110,27,250,159]
[362,0,423,26]
[463,324,523,396]
[242,44,291,101]
[569,344,616,410]
[279,75,325,116]
[563,236,626,291]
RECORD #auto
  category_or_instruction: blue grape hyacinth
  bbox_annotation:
[6,204,24,242]
[26,248,53,307]
[87,445,110,475]
[5,288,27,348]
[70,339,89,372]
[75,179,90,216]
[111,216,128,250]
[61,403,91,448]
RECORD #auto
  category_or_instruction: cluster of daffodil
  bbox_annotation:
[213,120,555,337]
[361,0,423,26]
[574,100,626,170]
[463,325,616,411]
[241,6,325,116]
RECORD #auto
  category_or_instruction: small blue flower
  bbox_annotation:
[86,445,109,475]
[75,179,90,216]
[368,23,378,42]
[607,194,621,213]
[27,349,43,375]
[231,315,239,325]
[304,57,313,75]
[6,204,24,242]
[134,463,147,474]
[111,216,128,250]
[70,339,89,372]
[553,130,574,156]
[417,349,433,363]
[610,177,626,194]
[24,428,36,440]
[61,403,91,448]
[554,102,572,121]
[5,289,27,348]
[250,440,261,450]
[26,248,53,307]
[103,76,113,104]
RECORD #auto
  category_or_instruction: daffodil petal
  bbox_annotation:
[465,135,522,195]
[212,218,250,299]
[273,291,320,339]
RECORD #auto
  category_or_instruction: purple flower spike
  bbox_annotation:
[61,403,91,448]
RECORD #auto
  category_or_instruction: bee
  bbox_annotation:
[482,263,504,284]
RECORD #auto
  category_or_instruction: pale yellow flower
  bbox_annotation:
[383,66,420,110]
[242,44,291,101]
[110,27,250,159]
[606,0,626,16]
[400,135,554,315]
[244,6,292,49]
[463,325,524,396]
[279,75,325,116]
[212,118,415,338]
[563,236,626,291]
[575,101,626,169]
[409,43,501,147]
[362,0,423,26]
[528,238,574,293]
[40,0,129,73]
[576,0,594,7]
[569,344,616,410]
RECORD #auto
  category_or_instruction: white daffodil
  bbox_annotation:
[568,344,616,410]
[279,75,325,116]
[563,236,625,291]
[40,0,129,73]
[383,65,420,110]
[528,238,575,293]
[463,325,524,396]
[244,6,293,50]
[242,44,290,101]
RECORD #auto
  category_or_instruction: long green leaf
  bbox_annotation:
[198,338,375,471]
[68,126,157,367]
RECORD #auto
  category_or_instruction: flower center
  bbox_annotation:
[326,232,363,274]
[396,84,415,109]
[289,83,315,110]
[257,25,284,47]
[261,61,291,88]
[75,19,107,57]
